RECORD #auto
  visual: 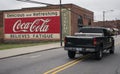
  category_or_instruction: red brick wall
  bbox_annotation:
[70,4,93,35]
[0,11,3,43]
[0,11,3,27]
[93,20,120,34]
[21,4,93,35]
[1,4,94,43]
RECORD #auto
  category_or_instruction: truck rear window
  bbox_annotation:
[79,28,103,33]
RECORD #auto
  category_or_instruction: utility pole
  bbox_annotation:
[59,0,63,46]
[103,11,105,22]
[103,11,105,26]
[103,10,114,26]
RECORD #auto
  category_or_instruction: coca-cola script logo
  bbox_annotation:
[13,19,50,33]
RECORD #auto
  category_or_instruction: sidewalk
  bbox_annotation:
[0,35,119,59]
[0,43,62,59]
[113,35,120,45]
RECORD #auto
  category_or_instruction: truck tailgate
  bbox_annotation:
[65,36,94,47]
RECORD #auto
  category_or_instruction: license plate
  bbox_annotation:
[76,48,82,51]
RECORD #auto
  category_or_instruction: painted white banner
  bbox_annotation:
[5,34,60,40]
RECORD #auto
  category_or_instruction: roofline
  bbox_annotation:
[1,3,93,13]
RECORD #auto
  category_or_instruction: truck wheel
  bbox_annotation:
[109,39,115,54]
[109,43,114,54]
[68,50,76,59]
[95,47,103,60]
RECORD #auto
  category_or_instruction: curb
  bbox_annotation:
[0,47,63,60]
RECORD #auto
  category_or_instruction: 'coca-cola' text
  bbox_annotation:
[13,19,50,33]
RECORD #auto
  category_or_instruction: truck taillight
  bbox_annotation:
[93,38,97,46]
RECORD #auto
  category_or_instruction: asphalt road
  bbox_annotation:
[0,36,120,74]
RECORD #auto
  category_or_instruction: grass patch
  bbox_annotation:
[0,41,58,50]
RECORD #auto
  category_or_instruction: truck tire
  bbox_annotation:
[95,47,103,60]
[68,50,76,59]
[109,41,115,54]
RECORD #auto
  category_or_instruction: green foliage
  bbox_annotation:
[0,41,58,50]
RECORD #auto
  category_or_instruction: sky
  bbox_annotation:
[0,0,120,21]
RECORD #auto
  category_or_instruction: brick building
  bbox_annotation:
[93,20,120,34]
[0,11,3,43]
[0,4,93,43]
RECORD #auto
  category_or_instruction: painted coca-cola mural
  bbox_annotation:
[4,11,60,40]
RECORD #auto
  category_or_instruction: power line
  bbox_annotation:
[17,0,53,6]
[17,0,80,16]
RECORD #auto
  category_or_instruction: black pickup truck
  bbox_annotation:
[64,27,114,60]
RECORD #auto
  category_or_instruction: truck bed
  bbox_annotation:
[65,36,94,48]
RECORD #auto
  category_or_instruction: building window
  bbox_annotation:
[88,19,91,26]
[78,15,83,32]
